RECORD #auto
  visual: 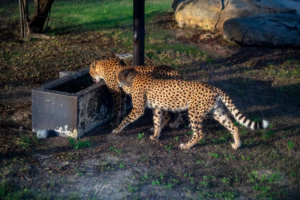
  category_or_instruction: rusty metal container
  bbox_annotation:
[32,68,113,139]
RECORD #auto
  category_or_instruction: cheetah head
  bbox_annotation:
[89,61,104,83]
[117,68,135,88]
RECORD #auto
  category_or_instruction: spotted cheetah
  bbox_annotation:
[89,58,185,130]
[113,68,269,150]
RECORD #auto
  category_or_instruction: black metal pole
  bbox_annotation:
[19,0,24,38]
[24,0,28,35]
[133,0,145,66]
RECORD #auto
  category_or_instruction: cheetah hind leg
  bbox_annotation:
[212,106,241,149]
[169,112,181,129]
[170,111,190,129]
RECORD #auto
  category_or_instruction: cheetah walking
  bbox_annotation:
[113,68,269,150]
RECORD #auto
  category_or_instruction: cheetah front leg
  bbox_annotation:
[112,106,145,134]
[110,90,123,127]
[112,93,146,134]
[150,108,164,140]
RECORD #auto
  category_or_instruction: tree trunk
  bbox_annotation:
[26,0,54,35]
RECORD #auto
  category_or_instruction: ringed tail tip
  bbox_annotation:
[262,120,269,129]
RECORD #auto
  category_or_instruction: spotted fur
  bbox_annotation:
[113,68,269,150]
[89,58,184,130]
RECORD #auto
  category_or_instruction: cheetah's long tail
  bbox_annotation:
[218,90,269,130]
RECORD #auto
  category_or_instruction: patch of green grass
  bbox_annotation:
[1,0,172,35]
[185,130,193,135]
[141,174,148,181]
[164,143,173,150]
[146,44,202,58]
[164,183,173,189]
[0,183,49,200]
[160,173,164,180]
[119,163,125,169]
[240,127,248,135]
[261,130,274,140]
[50,0,172,34]
[127,185,137,193]
[266,173,281,183]
[224,154,236,162]
[152,180,160,186]
[290,172,296,178]
[208,152,220,158]
[174,136,179,141]
[200,181,209,187]
[221,178,230,184]
[212,191,236,200]
[249,171,258,183]
[198,139,205,144]
[287,141,295,150]
[69,138,91,150]
[252,185,271,195]
[137,133,144,139]
[15,136,34,149]
[183,173,192,178]
[172,179,179,184]
[109,147,122,155]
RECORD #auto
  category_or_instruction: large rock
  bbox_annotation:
[174,0,298,32]
[223,13,300,47]
[172,0,185,11]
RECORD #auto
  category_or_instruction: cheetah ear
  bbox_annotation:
[122,68,134,77]
[90,62,96,69]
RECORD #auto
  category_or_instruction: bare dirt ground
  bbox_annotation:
[0,12,300,199]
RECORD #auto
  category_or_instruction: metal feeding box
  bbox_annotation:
[32,68,113,139]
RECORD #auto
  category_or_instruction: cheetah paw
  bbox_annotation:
[231,143,241,150]
[179,143,190,150]
[150,135,158,141]
[112,129,120,134]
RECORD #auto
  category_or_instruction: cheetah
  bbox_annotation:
[89,58,185,131]
[112,68,269,150]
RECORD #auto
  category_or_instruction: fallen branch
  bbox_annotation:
[23,173,32,181]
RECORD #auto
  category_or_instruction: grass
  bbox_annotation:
[1,0,300,199]
[68,138,91,150]
[109,146,122,154]
[287,141,295,150]
[1,0,172,34]
[137,133,144,139]
[207,152,220,158]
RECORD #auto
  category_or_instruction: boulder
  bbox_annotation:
[172,0,185,11]
[223,13,300,47]
[174,0,298,32]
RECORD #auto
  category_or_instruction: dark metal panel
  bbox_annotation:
[77,81,114,137]
[32,90,78,138]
